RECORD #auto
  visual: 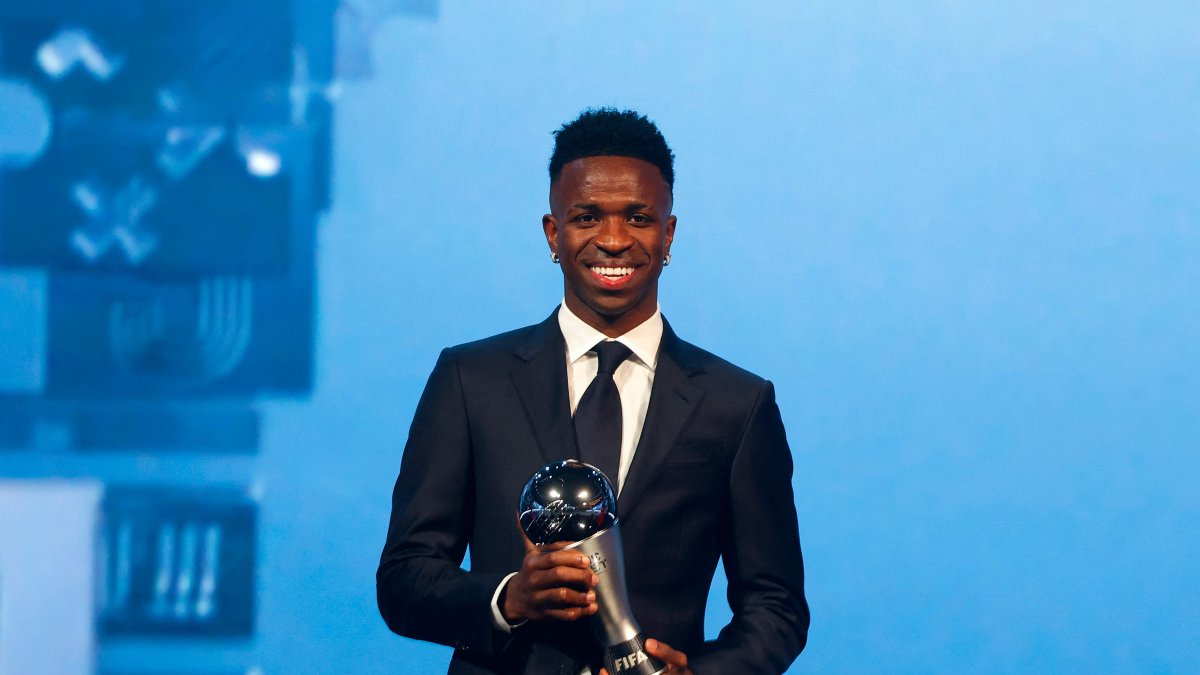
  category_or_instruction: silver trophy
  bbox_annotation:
[519,459,667,675]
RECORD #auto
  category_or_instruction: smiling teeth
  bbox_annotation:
[592,266,634,277]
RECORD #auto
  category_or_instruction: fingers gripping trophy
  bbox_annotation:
[519,460,668,675]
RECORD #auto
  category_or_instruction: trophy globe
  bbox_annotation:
[518,459,616,545]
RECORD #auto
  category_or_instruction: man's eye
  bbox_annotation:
[629,214,651,224]
[577,214,598,223]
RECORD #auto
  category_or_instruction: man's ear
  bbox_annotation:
[664,214,677,255]
[542,213,560,258]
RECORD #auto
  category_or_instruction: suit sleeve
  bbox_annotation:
[376,348,511,656]
[691,381,810,674]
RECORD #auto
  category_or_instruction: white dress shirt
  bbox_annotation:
[490,302,664,636]
[557,301,662,493]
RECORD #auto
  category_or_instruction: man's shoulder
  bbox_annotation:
[666,330,771,392]
[435,314,774,392]
[438,315,556,367]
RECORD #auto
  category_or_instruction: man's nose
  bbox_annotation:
[593,218,634,255]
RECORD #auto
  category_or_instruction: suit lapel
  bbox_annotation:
[509,310,579,465]
[618,319,706,523]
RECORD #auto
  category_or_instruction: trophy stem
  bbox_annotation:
[565,524,667,675]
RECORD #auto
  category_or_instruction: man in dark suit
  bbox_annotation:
[378,109,809,674]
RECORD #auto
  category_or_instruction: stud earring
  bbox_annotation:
[663,252,672,267]
[551,252,560,264]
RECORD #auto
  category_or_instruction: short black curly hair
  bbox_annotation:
[549,108,675,190]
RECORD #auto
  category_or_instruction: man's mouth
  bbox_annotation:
[590,265,634,278]
[587,264,637,286]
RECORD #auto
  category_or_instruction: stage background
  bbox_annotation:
[1,1,1197,673]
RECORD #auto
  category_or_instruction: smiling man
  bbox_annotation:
[378,108,809,674]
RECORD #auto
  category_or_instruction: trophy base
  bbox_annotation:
[602,633,667,675]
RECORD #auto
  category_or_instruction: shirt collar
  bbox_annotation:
[557,301,663,371]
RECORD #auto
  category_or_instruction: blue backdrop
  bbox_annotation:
[1,2,1197,673]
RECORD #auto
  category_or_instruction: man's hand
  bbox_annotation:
[599,638,692,675]
[501,528,599,623]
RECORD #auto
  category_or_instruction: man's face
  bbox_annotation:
[543,156,676,336]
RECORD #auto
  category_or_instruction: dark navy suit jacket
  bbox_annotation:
[377,311,809,674]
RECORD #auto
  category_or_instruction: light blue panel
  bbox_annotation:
[0,480,102,675]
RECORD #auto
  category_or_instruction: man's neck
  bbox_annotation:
[562,298,657,338]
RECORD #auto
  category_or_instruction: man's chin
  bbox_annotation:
[570,297,657,329]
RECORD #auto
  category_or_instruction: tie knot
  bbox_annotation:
[592,341,633,375]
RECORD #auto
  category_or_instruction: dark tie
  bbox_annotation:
[574,341,633,487]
